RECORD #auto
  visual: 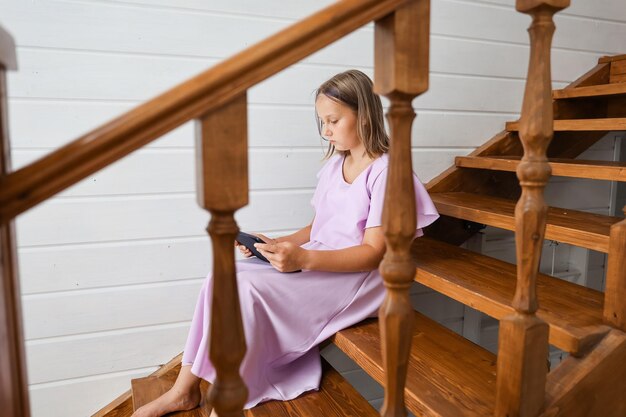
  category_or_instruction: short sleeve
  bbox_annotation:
[365,167,440,236]
[365,169,387,228]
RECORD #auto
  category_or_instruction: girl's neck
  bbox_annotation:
[346,145,374,165]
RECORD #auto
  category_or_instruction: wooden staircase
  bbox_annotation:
[2,1,626,417]
[111,47,626,417]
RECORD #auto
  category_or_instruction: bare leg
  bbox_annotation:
[132,365,203,417]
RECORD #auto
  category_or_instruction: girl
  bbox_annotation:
[133,69,439,417]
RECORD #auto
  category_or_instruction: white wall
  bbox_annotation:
[1,0,624,415]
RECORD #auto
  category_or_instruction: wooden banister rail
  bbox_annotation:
[495,1,569,417]
[0,0,407,224]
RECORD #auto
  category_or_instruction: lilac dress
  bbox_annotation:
[182,153,439,409]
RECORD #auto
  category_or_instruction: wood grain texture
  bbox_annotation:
[431,191,620,253]
[498,3,567,415]
[553,82,626,99]
[566,63,610,88]
[374,2,430,416]
[0,0,407,222]
[599,54,626,64]
[506,117,626,131]
[331,311,497,417]
[455,156,626,182]
[495,313,549,417]
[412,237,609,355]
[543,330,626,417]
[0,68,30,417]
[265,360,379,417]
[374,1,429,416]
[604,210,626,331]
[196,94,248,417]
[610,59,626,84]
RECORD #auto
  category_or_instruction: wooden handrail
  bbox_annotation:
[0,0,407,223]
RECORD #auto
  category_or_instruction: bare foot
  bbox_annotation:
[131,384,201,417]
[131,366,202,417]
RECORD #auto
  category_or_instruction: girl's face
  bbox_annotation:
[315,94,361,152]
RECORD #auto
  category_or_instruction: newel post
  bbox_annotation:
[195,93,249,417]
[604,206,626,331]
[0,27,29,417]
[495,1,569,417]
[374,1,429,416]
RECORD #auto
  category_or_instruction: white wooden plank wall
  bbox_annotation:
[0,0,623,415]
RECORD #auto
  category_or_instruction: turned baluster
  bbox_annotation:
[0,28,29,417]
[495,2,569,417]
[374,1,429,416]
[604,206,626,331]
[196,93,249,417]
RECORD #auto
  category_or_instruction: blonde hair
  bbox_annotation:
[315,70,389,159]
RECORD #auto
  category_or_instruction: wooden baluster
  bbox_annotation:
[604,206,626,331]
[495,2,569,416]
[374,1,429,416]
[0,28,29,417]
[196,93,248,417]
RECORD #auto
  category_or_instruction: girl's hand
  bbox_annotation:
[234,239,253,258]
[254,241,307,273]
[234,233,277,258]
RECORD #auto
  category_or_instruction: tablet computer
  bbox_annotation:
[236,232,269,263]
[236,232,301,273]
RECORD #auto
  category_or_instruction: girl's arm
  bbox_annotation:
[274,225,311,246]
[274,218,314,246]
[255,226,387,273]
[302,226,386,272]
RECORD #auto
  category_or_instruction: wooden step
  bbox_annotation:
[332,311,496,417]
[506,118,626,131]
[249,358,380,417]
[130,357,379,417]
[455,156,626,182]
[412,237,610,355]
[431,191,621,253]
[553,83,626,99]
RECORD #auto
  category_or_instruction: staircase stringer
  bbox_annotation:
[541,329,626,417]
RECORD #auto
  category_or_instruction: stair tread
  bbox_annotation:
[248,359,380,417]
[332,311,497,417]
[412,237,610,354]
[553,83,626,99]
[506,117,626,131]
[431,191,621,252]
[455,155,626,182]
[131,358,378,417]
